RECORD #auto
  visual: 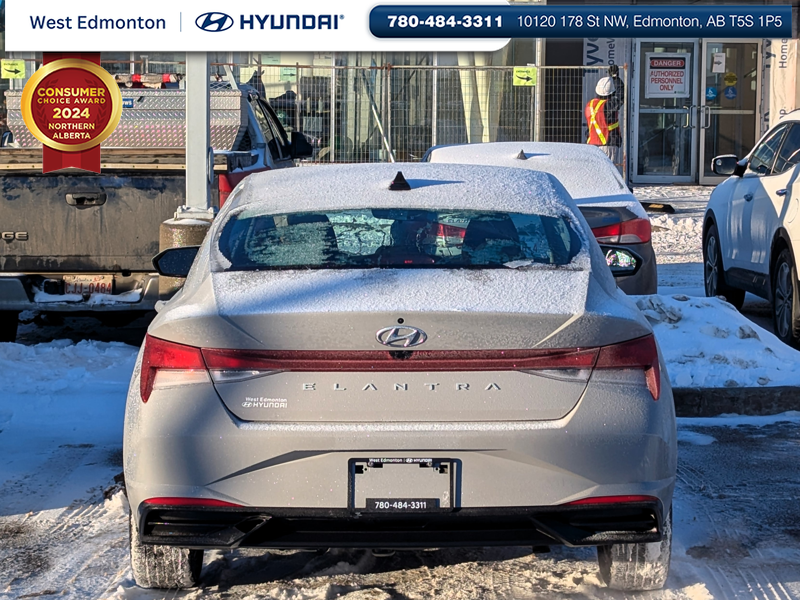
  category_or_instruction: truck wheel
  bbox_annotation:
[0,311,20,343]
[704,224,745,309]
[597,508,672,591]
[129,515,203,589]
[772,248,800,348]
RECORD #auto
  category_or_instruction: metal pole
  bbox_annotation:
[295,62,302,134]
[386,64,393,159]
[330,61,336,162]
[431,53,438,148]
[534,38,545,141]
[623,64,629,183]
[185,52,212,209]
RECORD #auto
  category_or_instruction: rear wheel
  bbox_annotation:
[129,515,203,589]
[0,311,19,343]
[704,223,745,309]
[597,508,672,591]
[772,248,800,348]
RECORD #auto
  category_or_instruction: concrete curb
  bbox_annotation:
[673,387,800,417]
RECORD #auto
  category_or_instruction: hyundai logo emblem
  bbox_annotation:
[376,326,427,348]
[196,12,234,32]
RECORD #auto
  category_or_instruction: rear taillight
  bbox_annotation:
[596,334,661,400]
[140,335,207,403]
[141,335,659,401]
[143,497,242,508]
[435,223,467,241]
[200,347,600,372]
[592,218,651,244]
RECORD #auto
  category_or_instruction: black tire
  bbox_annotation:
[129,515,203,589]
[772,248,800,348]
[704,223,745,310]
[0,311,20,343]
[597,508,672,591]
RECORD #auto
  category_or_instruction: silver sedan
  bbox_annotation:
[123,163,676,591]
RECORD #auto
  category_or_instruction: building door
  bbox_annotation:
[631,40,699,183]
[698,40,761,185]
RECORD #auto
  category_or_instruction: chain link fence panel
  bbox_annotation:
[93,60,628,176]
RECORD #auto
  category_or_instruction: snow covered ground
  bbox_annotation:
[1,339,800,600]
[634,294,800,388]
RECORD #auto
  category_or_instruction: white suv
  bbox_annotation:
[704,110,800,347]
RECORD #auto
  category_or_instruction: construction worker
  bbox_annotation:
[585,73,623,168]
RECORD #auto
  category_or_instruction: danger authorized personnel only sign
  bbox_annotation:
[645,52,691,99]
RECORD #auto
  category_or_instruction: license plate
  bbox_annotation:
[350,458,455,512]
[63,275,114,295]
[366,499,439,512]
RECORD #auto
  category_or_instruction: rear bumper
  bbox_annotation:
[138,500,664,550]
[0,273,159,312]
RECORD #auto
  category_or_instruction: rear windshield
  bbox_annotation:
[214,208,582,271]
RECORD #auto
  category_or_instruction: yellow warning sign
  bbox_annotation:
[513,66,537,87]
[723,72,738,87]
[1,59,26,79]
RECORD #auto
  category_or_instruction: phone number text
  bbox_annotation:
[370,5,792,38]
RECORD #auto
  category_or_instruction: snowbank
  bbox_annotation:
[650,213,704,264]
[635,294,800,388]
[0,340,138,445]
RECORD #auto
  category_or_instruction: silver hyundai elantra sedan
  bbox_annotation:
[124,163,676,591]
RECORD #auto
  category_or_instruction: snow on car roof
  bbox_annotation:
[426,142,626,198]
[425,142,646,219]
[228,162,579,219]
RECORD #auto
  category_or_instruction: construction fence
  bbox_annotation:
[4,57,627,175]
[244,64,628,176]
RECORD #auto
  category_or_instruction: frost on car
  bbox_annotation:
[124,163,677,592]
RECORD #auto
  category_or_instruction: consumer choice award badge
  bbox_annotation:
[21,53,122,173]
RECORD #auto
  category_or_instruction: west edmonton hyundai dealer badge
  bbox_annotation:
[21,54,122,173]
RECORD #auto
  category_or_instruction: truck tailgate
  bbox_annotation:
[0,173,188,272]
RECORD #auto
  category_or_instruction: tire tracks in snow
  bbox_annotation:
[676,427,800,600]
[0,444,129,599]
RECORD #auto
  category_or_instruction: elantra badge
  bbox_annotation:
[376,326,427,348]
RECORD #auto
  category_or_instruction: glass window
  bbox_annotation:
[261,100,289,154]
[214,209,582,271]
[251,99,290,160]
[748,125,789,175]
[773,125,800,175]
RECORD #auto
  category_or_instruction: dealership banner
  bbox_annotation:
[5,3,792,51]
[769,39,798,129]
[645,53,691,99]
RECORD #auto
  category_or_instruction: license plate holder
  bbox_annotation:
[349,458,456,512]
[63,275,114,295]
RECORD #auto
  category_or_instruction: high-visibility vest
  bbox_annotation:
[585,98,619,146]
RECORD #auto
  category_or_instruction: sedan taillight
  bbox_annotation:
[592,218,651,244]
[596,334,661,400]
[139,334,660,401]
[140,335,208,403]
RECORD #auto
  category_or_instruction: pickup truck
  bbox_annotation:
[0,84,311,341]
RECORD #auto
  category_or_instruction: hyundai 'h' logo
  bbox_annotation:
[196,12,234,32]
[376,326,427,348]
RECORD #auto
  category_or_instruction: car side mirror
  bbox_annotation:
[711,155,740,176]
[152,246,201,278]
[601,246,641,278]
[291,131,314,159]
